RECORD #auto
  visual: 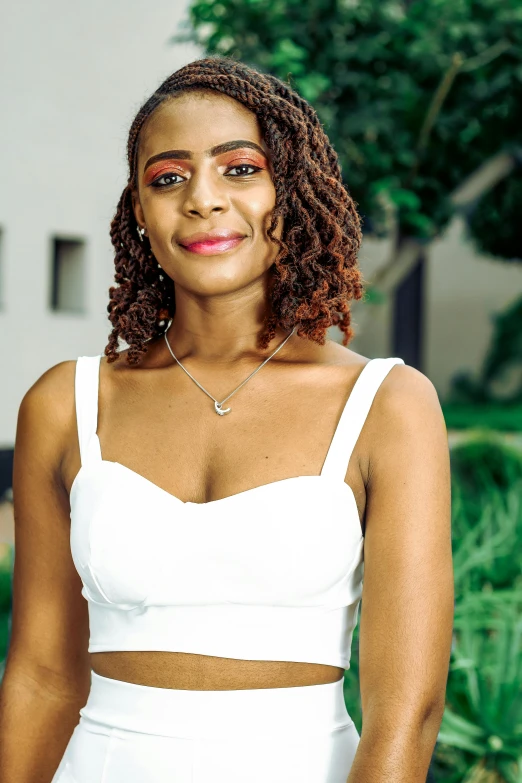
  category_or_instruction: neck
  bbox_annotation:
[164,297,292,363]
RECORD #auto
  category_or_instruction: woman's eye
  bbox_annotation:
[149,164,262,188]
[226,164,261,177]
[151,172,184,187]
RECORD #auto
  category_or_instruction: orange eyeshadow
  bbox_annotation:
[219,151,267,168]
[144,161,187,185]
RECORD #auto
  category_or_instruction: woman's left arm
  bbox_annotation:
[348,364,454,783]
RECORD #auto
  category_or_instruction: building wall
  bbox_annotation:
[0,0,200,447]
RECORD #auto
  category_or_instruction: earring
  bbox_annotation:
[137,225,146,242]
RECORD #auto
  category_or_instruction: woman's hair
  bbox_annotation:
[106,55,365,364]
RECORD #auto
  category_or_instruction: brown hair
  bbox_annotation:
[106,55,365,364]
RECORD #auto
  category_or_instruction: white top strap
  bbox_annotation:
[320,357,405,481]
[75,355,103,466]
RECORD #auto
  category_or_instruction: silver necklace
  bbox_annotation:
[163,321,297,415]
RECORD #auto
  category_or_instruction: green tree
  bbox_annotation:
[173,0,522,295]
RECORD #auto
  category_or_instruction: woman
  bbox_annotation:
[0,56,453,782]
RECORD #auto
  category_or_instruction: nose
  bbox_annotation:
[181,168,228,219]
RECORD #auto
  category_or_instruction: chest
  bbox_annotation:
[89,364,369,514]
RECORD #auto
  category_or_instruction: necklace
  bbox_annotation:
[163,321,297,415]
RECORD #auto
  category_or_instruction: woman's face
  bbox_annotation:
[132,91,282,297]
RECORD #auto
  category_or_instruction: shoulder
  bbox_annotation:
[371,361,443,424]
[365,361,447,481]
[19,359,78,419]
[16,359,79,464]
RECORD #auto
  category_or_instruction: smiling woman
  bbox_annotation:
[106,58,365,364]
[2,57,453,783]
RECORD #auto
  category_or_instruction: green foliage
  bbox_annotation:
[450,435,522,591]
[343,623,362,733]
[433,435,522,782]
[450,434,522,508]
[0,546,12,614]
[452,484,522,595]
[435,590,522,782]
[468,172,522,262]
[0,614,9,677]
[174,0,522,259]
[0,546,13,677]
[441,406,522,432]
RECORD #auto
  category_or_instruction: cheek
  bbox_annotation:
[141,203,176,241]
[239,187,277,233]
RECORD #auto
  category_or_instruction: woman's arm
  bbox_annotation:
[0,361,91,783]
[348,364,454,783]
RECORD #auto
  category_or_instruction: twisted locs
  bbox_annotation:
[106,56,365,365]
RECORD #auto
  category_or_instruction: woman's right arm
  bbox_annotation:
[0,361,91,783]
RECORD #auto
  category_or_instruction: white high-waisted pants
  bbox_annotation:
[51,669,360,782]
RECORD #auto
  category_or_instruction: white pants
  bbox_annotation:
[51,669,360,782]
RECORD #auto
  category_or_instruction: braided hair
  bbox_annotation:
[106,56,365,365]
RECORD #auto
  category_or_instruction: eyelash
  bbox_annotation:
[149,164,263,189]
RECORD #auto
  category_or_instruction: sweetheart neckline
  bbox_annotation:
[70,459,363,534]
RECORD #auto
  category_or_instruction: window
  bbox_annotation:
[50,237,86,313]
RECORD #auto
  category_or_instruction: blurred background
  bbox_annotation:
[1,1,521,780]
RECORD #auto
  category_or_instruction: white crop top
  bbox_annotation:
[70,354,404,669]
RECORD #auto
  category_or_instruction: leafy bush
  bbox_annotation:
[0,545,13,614]
[435,590,522,782]
[450,433,522,523]
[449,435,522,593]
[441,406,522,432]
[343,622,362,733]
[452,483,522,595]
[0,545,13,677]
[433,436,522,781]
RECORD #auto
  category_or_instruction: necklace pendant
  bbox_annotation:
[215,401,231,416]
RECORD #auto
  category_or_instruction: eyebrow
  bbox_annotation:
[143,140,268,172]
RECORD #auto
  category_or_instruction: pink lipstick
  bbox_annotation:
[178,229,246,256]
[181,237,245,255]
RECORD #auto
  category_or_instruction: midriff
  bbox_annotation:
[91,651,344,690]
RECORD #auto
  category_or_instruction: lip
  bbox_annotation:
[180,237,246,256]
[178,229,245,247]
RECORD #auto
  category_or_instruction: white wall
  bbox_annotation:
[0,0,200,446]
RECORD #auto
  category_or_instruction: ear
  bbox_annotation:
[131,188,145,231]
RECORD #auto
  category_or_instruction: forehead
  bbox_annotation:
[137,91,267,164]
